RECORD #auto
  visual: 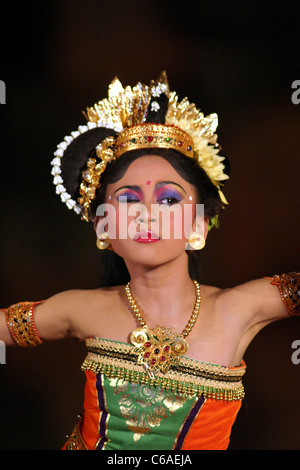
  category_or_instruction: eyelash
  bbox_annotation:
[156,189,183,206]
[116,193,141,203]
[157,196,181,206]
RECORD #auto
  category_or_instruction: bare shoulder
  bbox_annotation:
[199,283,222,305]
[40,285,122,310]
[35,285,125,341]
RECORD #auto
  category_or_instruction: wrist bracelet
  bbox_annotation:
[4,301,43,347]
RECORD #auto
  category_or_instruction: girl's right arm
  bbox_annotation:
[0,290,81,347]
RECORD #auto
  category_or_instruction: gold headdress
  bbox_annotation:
[51,72,229,222]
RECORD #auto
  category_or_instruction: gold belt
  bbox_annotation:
[65,420,88,450]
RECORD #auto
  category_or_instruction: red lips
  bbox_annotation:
[133,230,160,243]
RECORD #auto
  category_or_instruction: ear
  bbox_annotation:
[192,216,209,240]
[94,215,106,238]
[94,205,116,240]
[203,217,209,239]
[94,216,100,232]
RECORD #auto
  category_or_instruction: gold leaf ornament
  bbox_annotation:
[85,78,151,130]
[78,136,116,221]
[165,93,229,193]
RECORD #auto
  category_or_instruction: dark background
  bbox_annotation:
[0,1,299,450]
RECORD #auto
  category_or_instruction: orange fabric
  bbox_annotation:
[181,397,242,450]
[80,370,102,450]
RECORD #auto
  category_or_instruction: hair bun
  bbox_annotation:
[60,127,118,201]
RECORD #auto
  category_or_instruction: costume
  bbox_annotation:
[64,337,245,450]
[3,273,299,450]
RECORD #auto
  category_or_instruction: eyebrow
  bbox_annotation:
[113,181,187,196]
[155,181,187,195]
[112,185,142,195]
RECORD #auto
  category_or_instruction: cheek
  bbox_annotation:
[112,202,140,239]
[171,203,195,238]
[158,203,195,240]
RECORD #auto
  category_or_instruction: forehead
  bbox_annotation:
[107,155,190,188]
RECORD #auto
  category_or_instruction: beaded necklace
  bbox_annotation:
[125,280,202,378]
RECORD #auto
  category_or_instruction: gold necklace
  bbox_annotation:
[125,280,202,378]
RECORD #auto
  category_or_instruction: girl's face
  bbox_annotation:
[96,155,207,267]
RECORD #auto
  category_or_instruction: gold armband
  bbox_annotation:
[265,272,300,317]
[4,301,43,347]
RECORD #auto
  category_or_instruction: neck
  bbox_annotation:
[124,253,197,326]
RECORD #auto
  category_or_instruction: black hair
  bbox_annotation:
[60,91,230,286]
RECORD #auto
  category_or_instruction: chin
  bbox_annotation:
[113,239,187,266]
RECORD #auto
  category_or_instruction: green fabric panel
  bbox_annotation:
[103,376,198,450]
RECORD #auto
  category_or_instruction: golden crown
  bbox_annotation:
[115,123,194,159]
[51,72,229,222]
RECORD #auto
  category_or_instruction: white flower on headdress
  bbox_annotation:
[51,119,122,216]
[152,83,168,97]
[150,101,160,112]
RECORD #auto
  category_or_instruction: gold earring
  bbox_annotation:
[96,233,110,250]
[188,232,206,250]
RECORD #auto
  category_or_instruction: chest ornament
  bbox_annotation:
[126,281,201,378]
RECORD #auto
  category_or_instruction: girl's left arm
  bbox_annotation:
[232,272,300,328]
[263,272,300,319]
[221,272,300,335]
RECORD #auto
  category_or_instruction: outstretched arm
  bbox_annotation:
[227,272,300,332]
[264,273,300,319]
[214,272,299,364]
[251,272,300,325]
[0,290,82,348]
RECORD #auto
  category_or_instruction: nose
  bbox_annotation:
[137,214,157,224]
[134,204,157,225]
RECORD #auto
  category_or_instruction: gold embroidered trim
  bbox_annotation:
[4,301,43,347]
[81,338,246,401]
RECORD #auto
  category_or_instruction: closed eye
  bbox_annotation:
[114,188,142,203]
[116,194,141,203]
